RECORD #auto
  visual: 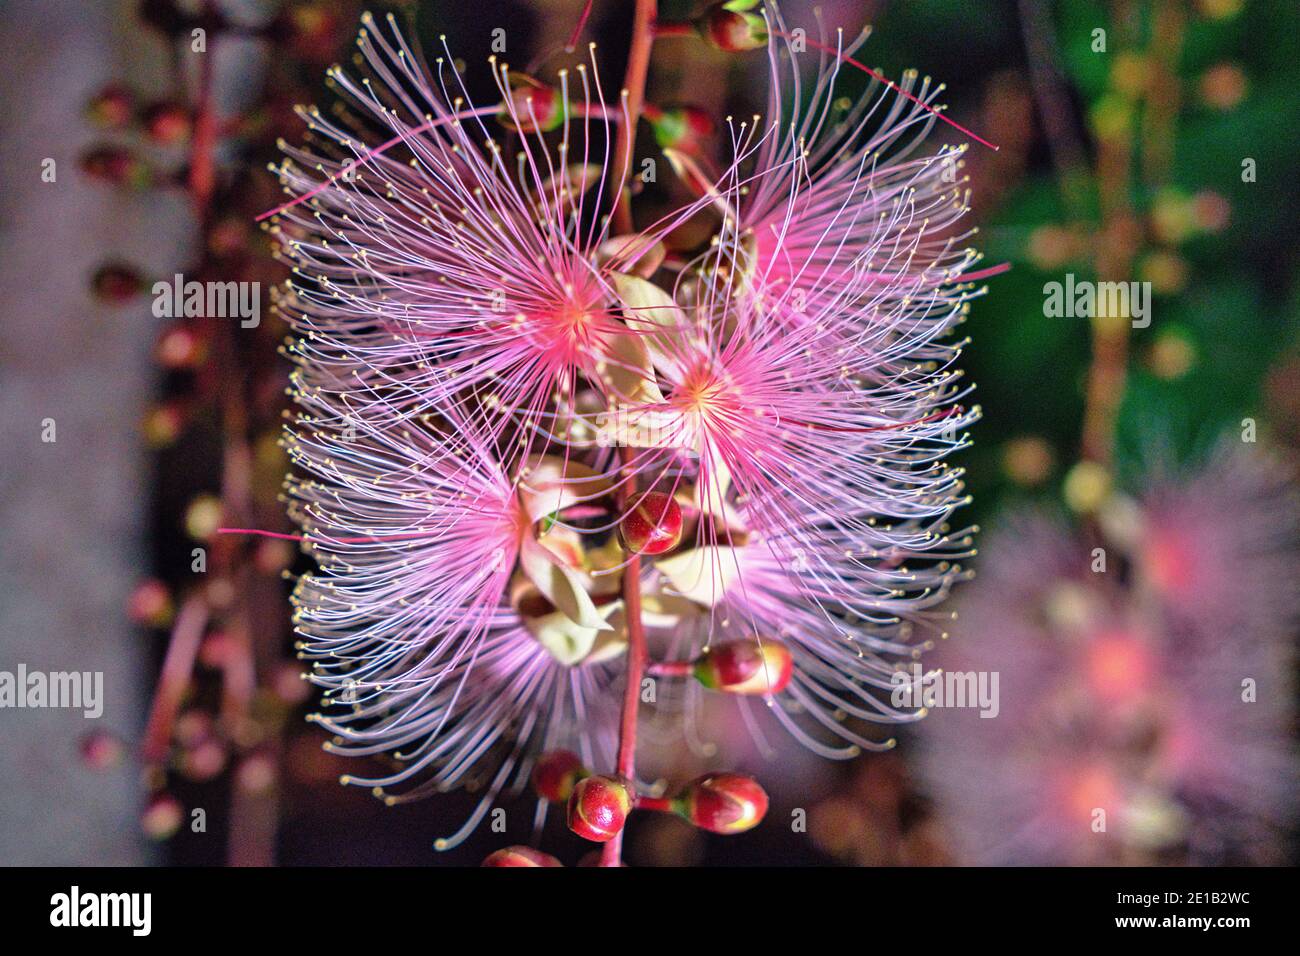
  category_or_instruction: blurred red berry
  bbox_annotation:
[236,753,278,794]
[79,730,125,771]
[531,750,588,803]
[154,324,206,369]
[127,579,173,627]
[272,662,311,705]
[79,145,152,188]
[482,846,563,867]
[647,105,714,152]
[699,3,768,52]
[86,83,134,128]
[143,101,191,145]
[142,793,183,840]
[180,738,228,782]
[267,3,346,64]
[91,263,147,304]
[208,217,251,257]
[142,401,187,448]
[174,710,213,747]
[499,75,566,134]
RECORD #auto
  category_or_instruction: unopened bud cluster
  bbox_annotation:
[491,750,773,857]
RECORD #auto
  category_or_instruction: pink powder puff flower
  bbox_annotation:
[286,398,620,849]
[599,27,986,759]
[270,13,705,448]
[271,5,996,840]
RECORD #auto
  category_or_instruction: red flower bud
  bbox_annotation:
[673,772,768,834]
[155,324,207,369]
[620,492,683,556]
[272,4,346,65]
[482,845,563,867]
[79,730,125,771]
[236,752,278,795]
[180,738,228,782]
[143,401,187,448]
[86,84,134,128]
[91,263,147,304]
[127,579,173,627]
[531,749,588,802]
[79,146,153,188]
[208,217,250,257]
[499,75,567,134]
[143,101,191,146]
[567,774,633,842]
[699,4,768,53]
[693,639,793,695]
[141,792,183,840]
[647,105,714,152]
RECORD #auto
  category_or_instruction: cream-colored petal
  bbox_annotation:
[655,545,743,607]
[517,455,613,523]
[519,529,612,631]
[525,600,626,666]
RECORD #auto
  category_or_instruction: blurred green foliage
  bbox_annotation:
[866,0,1299,519]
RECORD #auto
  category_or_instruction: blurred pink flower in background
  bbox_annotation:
[917,448,1298,865]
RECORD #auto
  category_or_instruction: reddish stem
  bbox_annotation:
[647,660,693,678]
[601,447,651,867]
[610,0,658,234]
[636,795,674,814]
[612,538,646,769]
[189,5,282,866]
[188,20,217,221]
[140,595,209,764]
[652,21,694,39]
[599,1,659,867]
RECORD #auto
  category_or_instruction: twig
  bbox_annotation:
[601,2,659,861]
[610,0,658,234]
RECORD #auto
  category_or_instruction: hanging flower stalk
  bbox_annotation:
[264,1,996,865]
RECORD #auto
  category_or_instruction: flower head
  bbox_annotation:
[598,19,984,758]
[287,397,620,848]
[271,12,705,448]
[274,7,993,849]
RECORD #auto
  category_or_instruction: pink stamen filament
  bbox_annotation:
[785,405,965,434]
[768,29,1001,151]
[653,21,1001,151]
[565,0,596,52]
[256,106,503,223]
